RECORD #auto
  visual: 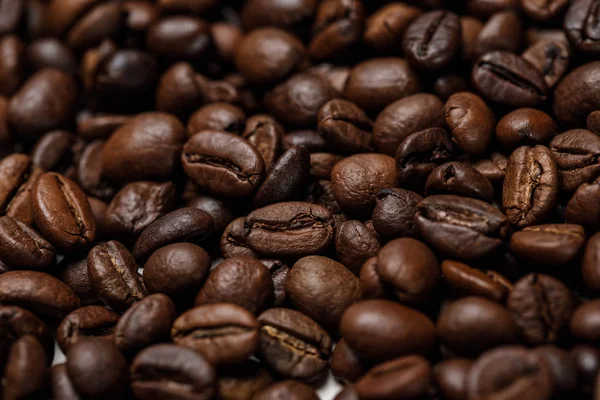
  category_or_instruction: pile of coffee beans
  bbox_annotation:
[3,0,600,399]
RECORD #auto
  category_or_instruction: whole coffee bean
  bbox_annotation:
[444,92,494,156]
[533,345,577,394]
[0,216,54,270]
[474,11,522,57]
[241,0,317,33]
[0,154,43,226]
[461,16,484,62]
[221,217,258,259]
[553,62,600,127]
[374,93,445,156]
[570,300,600,344]
[31,130,79,173]
[434,358,472,400]
[3,335,48,400]
[264,72,337,128]
[260,259,290,307]
[0,271,80,318]
[133,207,214,261]
[77,114,131,141]
[466,0,519,18]
[496,108,558,150]
[571,345,600,388]
[371,188,421,240]
[566,177,600,229]
[235,28,308,85]
[502,145,558,228]
[172,303,259,365]
[434,74,469,101]
[355,355,431,400]
[51,364,79,400]
[254,381,319,400]
[67,340,129,399]
[588,110,600,133]
[26,38,77,74]
[425,162,494,202]
[335,220,380,275]
[584,232,600,292]
[522,39,571,88]
[196,257,274,315]
[284,130,328,153]
[508,273,573,345]
[87,198,108,235]
[403,10,461,70]
[56,305,119,352]
[88,240,147,312]
[510,224,585,266]
[466,346,552,400]
[244,202,334,257]
[415,195,508,260]
[309,0,365,59]
[182,130,265,197]
[242,115,284,170]
[76,140,115,200]
[155,62,205,118]
[257,307,332,381]
[395,128,459,191]
[442,260,511,303]
[564,0,600,54]
[59,258,98,306]
[0,35,24,97]
[330,338,367,384]
[305,179,347,226]
[472,51,548,107]
[522,0,569,20]
[131,344,216,400]
[187,103,246,137]
[340,299,436,362]
[287,255,361,330]
[334,386,360,400]
[332,154,397,215]
[343,58,420,114]
[359,256,391,300]
[311,63,351,93]
[438,296,518,357]
[8,69,77,138]
[377,238,439,305]
[310,153,343,180]
[0,305,54,366]
[317,99,373,153]
[102,112,185,184]
[147,16,210,61]
[217,360,273,400]
[363,3,422,53]
[550,129,600,192]
[473,152,508,184]
[187,195,233,235]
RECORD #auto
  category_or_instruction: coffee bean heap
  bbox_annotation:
[2,0,600,399]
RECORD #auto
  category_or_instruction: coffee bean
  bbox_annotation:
[474,11,522,56]
[284,130,329,153]
[259,259,289,307]
[26,38,77,75]
[433,358,472,400]
[502,145,559,228]
[359,257,391,300]
[56,305,119,352]
[588,110,600,134]
[254,381,319,400]
[147,15,210,61]
[425,162,494,201]
[77,113,131,141]
[0,154,43,226]
[444,92,494,156]
[51,364,79,400]
[257,308,332,381]
[570,300,600,344]
[522,39,571,88]
[567,177,600,229]
[510,224,586,266]
[241,0,317,33]
[571,345,600,389]
[334,386,360,400]
[442,260,511,303]
[88,240,147,312]
[473,152,508,184]
[3,335,48,400]
[550,129,600,192]
[335,220,380,275]
[0,305,54,366]
[221,216,258,259]
[533,346,578,394]
[508,273,573,345]
[310,153,344,180]
[496,108,558,150]
[187,103,246,137]
[31,130,80,174]
[371,188,421,240]
[583,232,600,292]
[330,338,367,384]
[0,216,55,270]
[217,360,273,400]
[415,195,508,260]
[317,99,373,153]
[553,62,600,127]
[58,257,98,306]
[76,140,116,200]
[309,0,365,59]
[242,115,284,170]
[564,0,600,54]
[172,303,259,365]
[0,35,24,97]
[131,344,216,400]
[522,0,569,20]
[364,3,422,53]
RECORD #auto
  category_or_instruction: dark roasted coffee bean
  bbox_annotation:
[0,154,43,226]
[377,238,439,305]
[510,224,585,266]
[571,345,600,389]
[472,51,548,107]
[371,188,421,240]
[335,220,380,274]
[461,16,484,62]
[533,346,577,394]
[59,257,98,306]
[434,358,472,400]
[3,335,48,400]
[254,380,319,400]
[0,216,54,270]
[415,195,508,260]
[0,305,54,366]
[76,140,115,200]
[334,386,360,400]
[570,300,600,344]
[473,152,508,184]
[51,364,79,400]
[584,232,600,292]
[442,260,511,303]
[310,153,343,180]
[363,3,422,53]
[242,115,284,170]
[88,241,147,311]
[502,145,559,228]
[434,74,469,101]
[26,38,77,75]
[564,0,600,54]
[241,0,317,33]
[444,92,494,156]
[425,162,494,202]
[309,0,365,59]
[147,16,210,61]
[31,130,82,176]
[172,303,259,365]
[567,177,600,229]
[187,195,233,235]
[330,338,367,384]
[221,217,258,259]
[56,305,119,352]
[0,35,24,97]
[77,114,131,141]
[474,11,522,57]
[522,0,569,21]
[217,360,273,400]
[317,99,373,153]
[287,255,361,330]
[260,259,289,307]
[588,110,600,133]
[355,355,431,400]
[257,308,332,381]
[508,273,573,345]
[359,257,391,300]
[196,257,273,314]
[550,129,600,192]
[553,62,600,127]
[284,130,329,153]
[187,103,246,137]
[496,108,558,150]
[466,346,553,400]
[403,10,461,70]
[155,62,205,118]
[522,39,570,88]
[340,299,436,362]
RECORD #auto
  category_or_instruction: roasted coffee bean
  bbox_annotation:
[26,38,77,74]
[533,345,578,394]
[310,153,343,180]
[442,260,511,303]
[131,344,216,400]
[3,335,48,400]
[0,154,43,226]
[564,0,600,54]
[88,241,147,312]
[284,130,329,153]
[287,255,361,330]
[87,198,107,237]
[147,16,210,61]
[76,140,115,200]
[158,0,218,14]
[473,152,508,184]
[474,11,522,57]
[502,145,559,228]
[196,257,274,315]
[172,303,259,365]
[335,220,380,274]
[221,217,258,259]
[133,207,214,261]
[571,345,600,389]
[434,358,472,400]
[553,62,600,127]
[257,308,332,381]
[0,216,54,271]
[340,299,436,362]
[425,162,494,202]
[444,92,494,156]
[434,74,469,101]
[359,257,391,300]
[570,300,600,344]
[0,271,80,318]
[51,364,79,400]
[355,355,431,400]
[241,0,317,33]
[510,224,585,266]
[550,129,600,192]
[461,16,484,62]
[415,195,508,260]
[496,108,558,150]
[374,93,445,156]
[77,113,131,141]
[259,259,289,307]
[187,103,246,137]
[217,360,273,400]
[438,296,518,357]
[244,202,334,257]
[0,35,24,97]
[254,381,319,400]
[309,0,365,59]
[567,177,600,229]
[363,3,422,53]
[522,0,569,21]
[472,51,548,107]
[522,39,570,88]
[242,115,284,170]
[317,99,373,153]
[508,273,573,345]
[584,232,600,292]
[31,130,79,173]
[56,305,119,352]
[467,346,552,400]
[371,188,421,240]
[155,62,205,118]
[588,110,600,133]
[59,257,98,306]
[330,338,367,384]
[187,195,233,235]
[377,238,440,305]
[0,305,54,366]
[334,386,360,400]
[403,10,461,70]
